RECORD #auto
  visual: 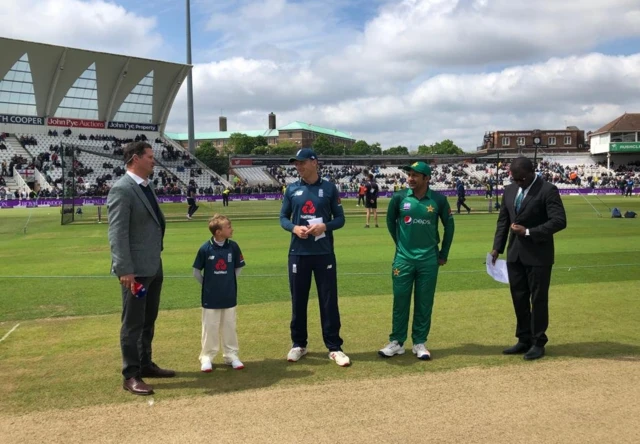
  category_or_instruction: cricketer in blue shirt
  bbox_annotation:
[279,148,350,366]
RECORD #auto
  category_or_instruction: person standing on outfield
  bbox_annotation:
[279,148,350,367]
[192,214,246,372]
[357,182,366,206]
[222,187,230,207]
[107,141,175,396]
[485,181,493,199]
[456,179,471,214]
[364,173,380,228]
[625,178,634,197]
[186,182,199,219]
[491,157,566,361]
[379,161,455,361]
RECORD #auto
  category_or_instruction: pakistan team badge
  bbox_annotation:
[427,205,435,212]
[393,268,400,276]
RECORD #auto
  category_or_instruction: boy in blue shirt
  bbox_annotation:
[192,214,246,372]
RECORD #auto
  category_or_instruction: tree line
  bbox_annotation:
[195,132,465,176]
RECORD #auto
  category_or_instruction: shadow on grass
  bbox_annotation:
[154,356,329,395]
[344,341,640,366]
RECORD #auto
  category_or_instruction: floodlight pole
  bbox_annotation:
[186,0,196,154]
[495,152,500,210]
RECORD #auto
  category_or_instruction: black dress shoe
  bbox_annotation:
[141,363,176,378]
[502,342,532,355]
[523,345,545,360]
[123,377,154,395]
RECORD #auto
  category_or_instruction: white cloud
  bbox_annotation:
[355,0,640,71]
[167,51,640,151]
[0,0,163,57]
[162,0,640,151]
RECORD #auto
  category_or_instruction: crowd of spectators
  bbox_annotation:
[5,127,640,199]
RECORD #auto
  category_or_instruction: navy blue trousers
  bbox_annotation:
[288,254,343,351]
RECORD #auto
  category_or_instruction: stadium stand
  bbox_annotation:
[7,128,233,197]
[2,127,639,200]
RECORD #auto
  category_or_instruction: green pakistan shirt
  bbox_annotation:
[386,188,455,261]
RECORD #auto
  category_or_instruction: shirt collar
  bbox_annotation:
[519,174,538,194]
[407,188,432,200]
[300,176,322,186]
[127,171,148,187]
[209,237,228,248]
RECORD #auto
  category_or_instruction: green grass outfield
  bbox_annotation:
[0,195,639,413]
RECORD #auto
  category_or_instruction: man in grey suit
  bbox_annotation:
[108,141,175,396]
[491,157,567,361]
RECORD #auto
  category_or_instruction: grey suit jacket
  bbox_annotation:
[107,174,165,277]
[492,178,567,266]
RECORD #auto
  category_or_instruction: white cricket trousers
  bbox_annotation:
[200,307,239,362]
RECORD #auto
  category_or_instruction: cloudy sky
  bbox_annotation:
[1,0,640,151]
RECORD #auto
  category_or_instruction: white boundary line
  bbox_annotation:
[0,323,20,343]
[0,263,638,279]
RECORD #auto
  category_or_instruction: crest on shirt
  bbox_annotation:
[294,190,303,196]
[208,255,215,260]
[403,203,411,211]
[427,205,434,212]
[319,189,324,197]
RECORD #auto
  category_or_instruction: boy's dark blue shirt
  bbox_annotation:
[193,238,245,309]
[279,177,345,255]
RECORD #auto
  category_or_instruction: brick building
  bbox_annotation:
[477,127,586,153]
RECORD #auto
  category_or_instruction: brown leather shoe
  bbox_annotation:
[140,363,176,378]
[123,377,154,395]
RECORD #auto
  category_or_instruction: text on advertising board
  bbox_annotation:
[47,118,106,129]
[107,121,159,132]
[0,114,45,125]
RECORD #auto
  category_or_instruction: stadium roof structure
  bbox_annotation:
[591,113,640,136]
[0,37,190,131]
[166,121,355,141]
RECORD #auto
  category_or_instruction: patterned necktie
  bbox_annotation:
[515,190,524,213]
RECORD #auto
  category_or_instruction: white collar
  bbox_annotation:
[518,174,537,195]
[127,171,148,186]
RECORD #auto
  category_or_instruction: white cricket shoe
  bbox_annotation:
[225,358,245,370]
[412,343,431,360]
[329,351,351,367]
[378,340,405,357]
[287,347,307,362]
[200,358,212,373]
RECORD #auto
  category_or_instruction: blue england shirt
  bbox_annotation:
[279,177,345,255]
[192,238,245,309]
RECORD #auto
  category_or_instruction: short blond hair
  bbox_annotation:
[208,214,230,236]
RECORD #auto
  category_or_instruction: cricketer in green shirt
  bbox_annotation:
[381,161,455,360]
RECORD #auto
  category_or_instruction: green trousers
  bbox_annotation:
[390,255,439,345]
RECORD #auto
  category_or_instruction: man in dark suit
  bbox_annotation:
[107,141,175,396]
[491,157,567,361]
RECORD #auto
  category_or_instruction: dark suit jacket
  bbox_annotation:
[493,177,566,266]
[107,174,166,277]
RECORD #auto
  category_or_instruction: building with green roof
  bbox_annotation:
[165,113,355,150]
